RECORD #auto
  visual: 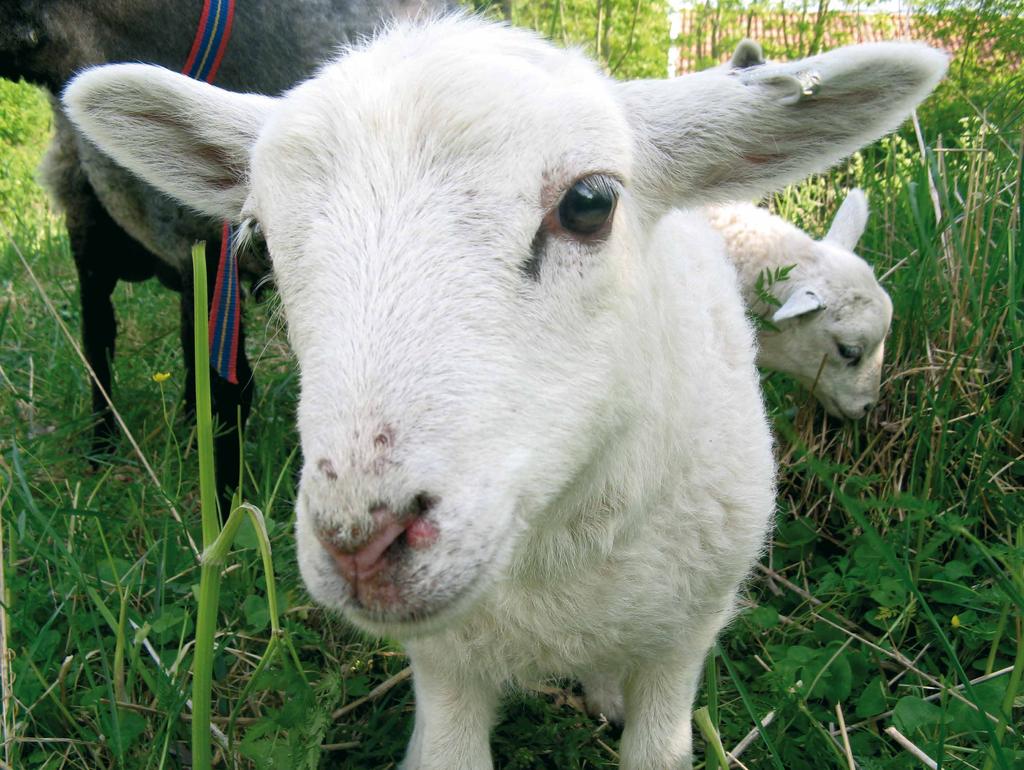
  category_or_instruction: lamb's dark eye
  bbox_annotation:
[837,342,862,366]
[557,175,618,237]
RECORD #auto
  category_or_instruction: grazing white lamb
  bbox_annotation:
[62,17,945,769]
[706,190,891,419]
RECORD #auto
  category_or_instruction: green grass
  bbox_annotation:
[0,76,1021,770]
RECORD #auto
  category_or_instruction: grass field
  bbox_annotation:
[1,60,1021,770]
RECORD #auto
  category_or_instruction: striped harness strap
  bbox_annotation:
[182,0,235,83]
[182,0,240,383]
[208,222,241,383]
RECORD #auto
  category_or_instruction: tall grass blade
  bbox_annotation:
[190,241,222,770]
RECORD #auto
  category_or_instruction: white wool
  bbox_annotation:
[62,16,945,768]
[706,192,893,420]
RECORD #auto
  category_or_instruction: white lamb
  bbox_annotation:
[706,190,891,419]
[62,17,945,769]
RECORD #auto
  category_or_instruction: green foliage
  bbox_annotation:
[0,79,49,145]
[0,79,51,231]
[750,263,795,332]
[909,0,1023,141]
[739,105,1023,765]
[238,664,338,770]
[910,0,1024,128]
[471,0,672,78]
[1,5,1022,767]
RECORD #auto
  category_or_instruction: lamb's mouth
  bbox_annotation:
[311,494,518,634]
[823,394,870,421]
[339,565,485,636]
[805,388,844,420]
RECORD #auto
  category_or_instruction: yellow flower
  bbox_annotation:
[152,371,171,383]
[951,615,961,629]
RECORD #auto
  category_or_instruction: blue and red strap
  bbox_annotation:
[208,222,241,384]
[182,0,236,83]
[181,0,240,383]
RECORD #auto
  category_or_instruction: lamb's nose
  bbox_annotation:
[320,510,407,583]
[317,495,439,584]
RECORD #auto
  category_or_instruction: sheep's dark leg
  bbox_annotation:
[211,309,254,517]
[67,190,156,452]
[180,233,254,519]
[75,250,118,448]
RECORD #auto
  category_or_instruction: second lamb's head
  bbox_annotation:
[763,190,892,420]
[62,17,943,636]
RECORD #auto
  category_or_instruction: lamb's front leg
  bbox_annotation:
[618,610,732,770]
[619,650,706,770]
[401,641,500,770]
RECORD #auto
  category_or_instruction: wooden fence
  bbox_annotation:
[669,9,980,74]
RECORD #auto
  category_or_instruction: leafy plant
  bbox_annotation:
[750,263,796,332]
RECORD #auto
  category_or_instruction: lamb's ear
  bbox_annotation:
[730,39,766,70]
[772,288,825,323]
[617,43,947,210]
[62,63,276,221]
[824,188,869,250]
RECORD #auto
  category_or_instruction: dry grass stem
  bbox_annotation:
[727,710,776,765]
[813,612,1016,735]
[834,665,1015,736]
[884,726,939,769]
[332,666,412,720]
[321,741,360,751]
[835,702,856,770]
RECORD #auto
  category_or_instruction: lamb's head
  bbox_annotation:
[242,25,645,632]
[764,190,892,419]
[62,17,945,635]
